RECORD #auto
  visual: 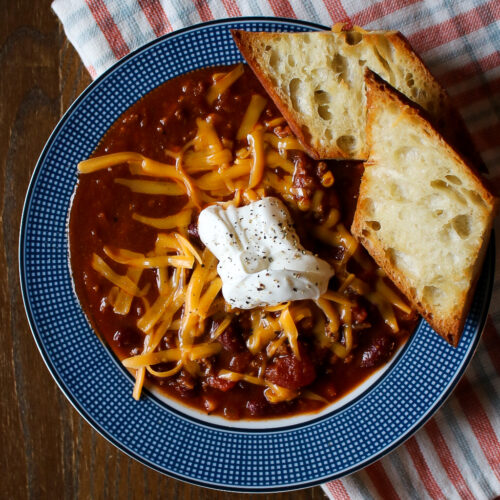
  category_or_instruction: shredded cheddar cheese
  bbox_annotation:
[315,297,340,334]
[104,246,194,269]
[113,267,143,315]
[183,149,233,172]
[210,316,232,340]
[91,254,145,296]
[195,162,251,190]
[78,151,144,173]
[137,293,173,333]
[76,64,416,407]
[123,342,222,369]
[174,233,202,265]
[321,290,354,307]
[218,369,297,403]
[236,94,267,140]
[115,178,185,196]
[265,149,295,174]
[247,127,265,188]
[206,63,244,104]
[132,208,192,230]
[263,133,305,153]
[197,277,223,319]
[278,308,301,359]
[366,291,399,333]
[376,278,412,314]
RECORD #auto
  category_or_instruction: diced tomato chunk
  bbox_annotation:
[352,304,368,324]
[360,334,396,368]
[229,351,253,372]
[265,345,316,390]
[205,375,236,392]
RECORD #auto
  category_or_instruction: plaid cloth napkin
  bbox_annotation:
[52,1,500,498]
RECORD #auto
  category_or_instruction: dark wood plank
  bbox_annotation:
[0,1,326,498]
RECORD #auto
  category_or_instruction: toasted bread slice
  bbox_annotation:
[351,70,497,346]
[232,28,483,168]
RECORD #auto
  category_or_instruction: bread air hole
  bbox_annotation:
[313,90,333,121]
[314,89,330,104]
[336,135,357,153]
[445,175,462,185]
[430,179,448,189]
[317,104,332,120]
[394,146,415,162]
[423,285,444,306]
[358,59,366,67]
[451,214,471,239]
[430,179,467,205]
[405,73,414,88]
[463,188,487,208]
[366,220,381,231]
[288,54,296,67]
[289,78,305,113]
[388,181,405,201]
[269,50,280,70]
[377,36,395,59]
[373,47,395,84]
[363,197,375,216]
[330,53,348,84]
[385,247,397,265]
[345,31,363,45]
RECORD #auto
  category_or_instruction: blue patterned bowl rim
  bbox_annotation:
[19,17,495,492]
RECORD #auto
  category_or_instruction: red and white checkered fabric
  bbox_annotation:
[52,1,500,498]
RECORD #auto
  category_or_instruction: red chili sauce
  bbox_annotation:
[69,65,418,420]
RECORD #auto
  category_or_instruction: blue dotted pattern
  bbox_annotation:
[20,19,494,492]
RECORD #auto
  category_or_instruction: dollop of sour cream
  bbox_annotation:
[198,197,334,309]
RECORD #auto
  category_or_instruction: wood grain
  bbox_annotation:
[0,1,326,498]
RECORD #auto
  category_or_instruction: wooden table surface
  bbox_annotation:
[2,2,499,500]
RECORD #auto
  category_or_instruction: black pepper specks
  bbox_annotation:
[197,196,334,309]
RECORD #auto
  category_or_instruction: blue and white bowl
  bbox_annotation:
[19,18,494,492]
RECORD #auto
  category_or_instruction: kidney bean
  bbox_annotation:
[359,334,396,368]
[177,370,196,391]
[203,395,219,413]
[323,380,337,399]
[217,325,245,353]
[223,405,240,420]
[246,399,267,417]
[112,328,141,348]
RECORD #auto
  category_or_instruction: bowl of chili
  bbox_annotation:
[20,17,494,492]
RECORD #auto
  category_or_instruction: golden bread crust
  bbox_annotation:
[352,70,497,346]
